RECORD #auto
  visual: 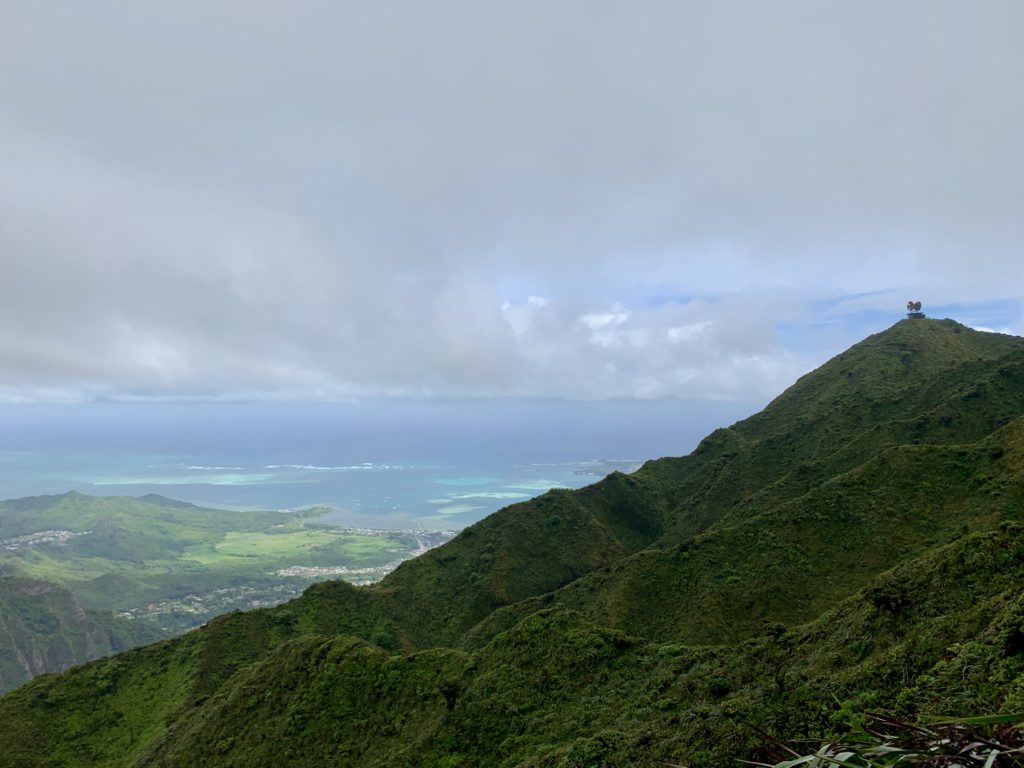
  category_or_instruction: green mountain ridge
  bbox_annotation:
[5,318,1024,766]
[127,524,1024,767]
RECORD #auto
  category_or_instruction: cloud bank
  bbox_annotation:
[2,1,1022,401]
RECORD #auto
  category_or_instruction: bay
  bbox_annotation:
[0,399,754,529]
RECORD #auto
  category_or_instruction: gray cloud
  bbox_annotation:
[1,1,1022,401]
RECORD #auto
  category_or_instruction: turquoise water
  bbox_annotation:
[0,400,754,529]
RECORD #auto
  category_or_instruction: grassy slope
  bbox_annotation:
[4,319,1024,764]
[653,319,1024,537]
[464,414,1024,647]
[357,466,673,648]
[78,525,1024,768]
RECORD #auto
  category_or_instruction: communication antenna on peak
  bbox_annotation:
[907,300,925,319]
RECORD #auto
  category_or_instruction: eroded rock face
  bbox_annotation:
[0,577,115,691]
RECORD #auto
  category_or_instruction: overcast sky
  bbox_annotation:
[2,1,1022,403]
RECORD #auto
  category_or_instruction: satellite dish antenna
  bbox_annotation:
[913,301,922,312]
[907,300,915,311]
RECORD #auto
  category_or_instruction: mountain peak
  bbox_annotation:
[862,316,1015,349]
[753,318,1024,426]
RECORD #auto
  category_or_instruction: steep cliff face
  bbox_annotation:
[4,320,1024,767]
[0,577,140,692]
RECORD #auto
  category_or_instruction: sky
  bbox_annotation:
[2,1,1023,404]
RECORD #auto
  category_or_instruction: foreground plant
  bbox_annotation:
[749,713,1024,767]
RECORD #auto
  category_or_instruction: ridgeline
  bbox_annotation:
[5,319,1024,766]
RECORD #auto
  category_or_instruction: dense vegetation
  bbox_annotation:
[0,577,160,694]
[0,493,451,692]
[4,318,1024,766]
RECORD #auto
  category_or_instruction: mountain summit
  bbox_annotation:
[5,319,1024,767]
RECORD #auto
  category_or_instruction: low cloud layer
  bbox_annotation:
[2,2,1022,401]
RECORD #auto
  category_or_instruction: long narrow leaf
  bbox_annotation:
[923,713,1024,726]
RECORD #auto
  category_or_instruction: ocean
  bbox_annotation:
[0,399,755,529]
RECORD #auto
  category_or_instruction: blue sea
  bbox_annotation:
[0,400,755,529]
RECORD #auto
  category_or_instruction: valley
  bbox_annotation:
[0,493,453,692]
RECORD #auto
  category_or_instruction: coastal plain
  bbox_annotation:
[0,492,453,692]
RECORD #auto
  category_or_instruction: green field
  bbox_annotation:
[183,529,404,565]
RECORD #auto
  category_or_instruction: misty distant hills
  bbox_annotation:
[5,319,1024,766]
